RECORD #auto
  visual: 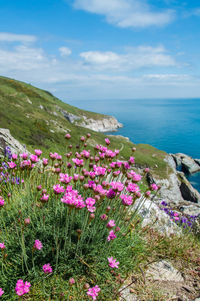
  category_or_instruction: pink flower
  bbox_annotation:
[59,173,72,184]
[0,243,5,249]
[20,153,28,160]
[8,161,16,169]
[85,197,96,212]
[40,194,49,202]
[12,153,18,160]
[15,279,31,296]
[53,184,65,194]
[42,158,48,166]
[87,285,101,300]
[61,189,85,209]
[30,154,39,163]
[145,191,151,197]
[69,278,75,285]
[43,263,53,274]
[72,158,84,167]
[35,149,42,157]
[34,239,43,250]
[0,198,4,207]
[100,214,108,220]
[108,257,119,268]
[150,183,159,191]
[126,183,140,194]
[65,133,71,139]
[93,165,106,176]
[107,230,117,241]
[105,138,110,145]
[107,220,116,228]
[128,156,135,164]
[110,182,124,192]
[0,288,4,297]
[120,194,133,206]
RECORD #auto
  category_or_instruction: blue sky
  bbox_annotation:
[0,0,200,100]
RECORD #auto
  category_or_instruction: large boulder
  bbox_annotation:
[178,172,200,204]
[0,128,28,157]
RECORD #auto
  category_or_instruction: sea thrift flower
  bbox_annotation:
[59,173,72,184]
[0,198,4,207]
[145,191,151,197]
[107,230,117,241]
[42,158,48,166]
[43,263,53,274]
[110,182,124,192]
[0,288,4,296]
[20,153,28,160]
[24,218,31,225]
[87,285,101,300]
[100,214,108,220]
[85,197,96,212]
[34,240,43,250]
[128,156,135,164]
[40,194,49,202]
[108,257,119,268]
[120,194,133,206]
[105,138,110,145]
[65,133,71,139]
[72,158,84,166]
[53,184,65,194]
[150,183,158,191]
[15,279,31,296]
[30,154,39,163]
[12,153,18,160]
[69,278,75,285]
[0,243,5,249]
[7,161,16,169]
[107,189,116,199]
[35,149,42,157]
[127,183,140,194]
[144,167,150,173]
[107,220,116,228]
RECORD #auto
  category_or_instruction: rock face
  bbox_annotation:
[172,153,200,174]
[0,128,28,157]
[78,115,123,132]
[133,199,181,236]
[146,260,184,282]
[58,107,123,132]
[156,155,200,204]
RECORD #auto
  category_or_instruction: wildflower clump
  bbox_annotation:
[0,134,158,299]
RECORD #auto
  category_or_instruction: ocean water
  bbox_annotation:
[66,98,200,192]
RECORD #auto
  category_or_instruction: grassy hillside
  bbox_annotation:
[0,76,169,178]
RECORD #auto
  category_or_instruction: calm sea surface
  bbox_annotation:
[66,98,200,191]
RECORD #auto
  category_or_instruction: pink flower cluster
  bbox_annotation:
[107,257,119,268]
[61,187,85,209]
[0,197,4,207]
[107,230,117,241]
[15,279,31,296]
[110,182,124,192]
[34,239,43,250]
[85,197,96,212]
[126,183,140,194]
[120,194,133,206]
[87,285,101,300]
[53,184,65,194]
[43,263,53,274]
[0,243,5,249]
[59,173,72,184]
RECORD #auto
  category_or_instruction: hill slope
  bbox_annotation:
[0,76,169,178]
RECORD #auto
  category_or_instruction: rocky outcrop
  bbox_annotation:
[0,128,28,157]
[78,115,123,132]
[156,155,200,205]
[133,199,181,236]
[172,153,200,174]
[57,107,123,132]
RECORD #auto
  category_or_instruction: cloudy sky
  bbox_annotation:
[0,0,200,100]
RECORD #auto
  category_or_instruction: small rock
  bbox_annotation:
[146,260,184,282]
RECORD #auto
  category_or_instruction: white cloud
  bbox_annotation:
[59,46,72,56]
[80,46,176,71]
[73,0,174,28]
[0,32,36,43]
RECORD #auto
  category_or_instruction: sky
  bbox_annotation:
[0,0,200,100]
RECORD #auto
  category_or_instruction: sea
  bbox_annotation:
[66,98,200,192]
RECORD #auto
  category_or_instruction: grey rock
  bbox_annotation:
[120,287,138,301]
[133,199,181,236]
[180,204,200,216]
[173,153,200,174]
[194,159,200,166]
[78,115,123,132]
[59,109,81,123]
[146,260,184,282]
[0,128,28,157]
